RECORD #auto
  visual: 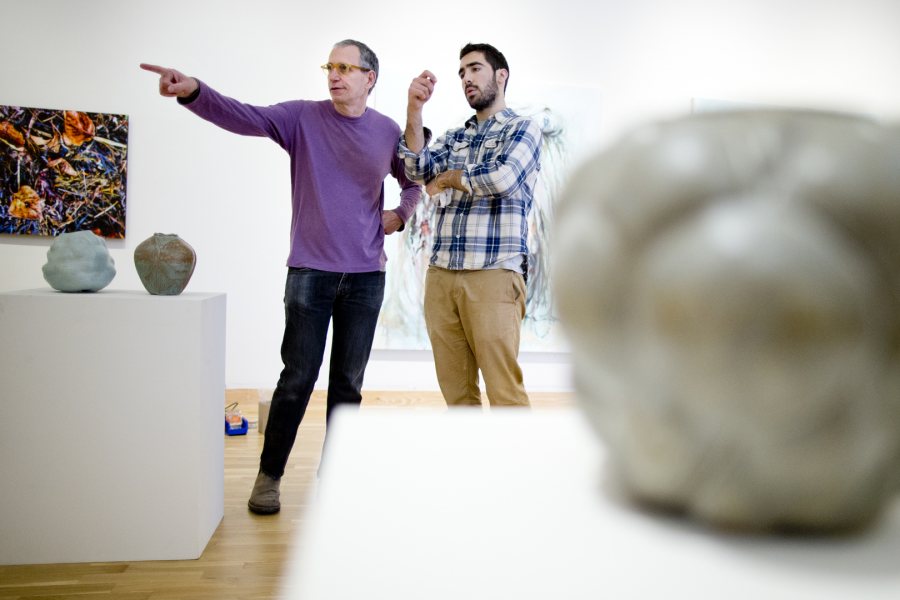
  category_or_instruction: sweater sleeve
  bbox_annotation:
[178,79,296,150]
[389,152,422,223]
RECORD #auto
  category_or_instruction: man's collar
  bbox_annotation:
[465,107,515,129]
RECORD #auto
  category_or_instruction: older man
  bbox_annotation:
[142,39,421,514]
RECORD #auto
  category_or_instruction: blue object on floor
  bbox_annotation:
[225,416,249,436]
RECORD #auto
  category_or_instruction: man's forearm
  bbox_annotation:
[404,109,426,154]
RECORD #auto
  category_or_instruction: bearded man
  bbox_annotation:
[398,43,542,408]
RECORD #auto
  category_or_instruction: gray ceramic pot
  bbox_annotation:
[134,233,196,295]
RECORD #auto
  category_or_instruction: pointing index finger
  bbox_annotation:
[139,63,167,75]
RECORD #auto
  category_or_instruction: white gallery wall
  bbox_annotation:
[2,0,900,390]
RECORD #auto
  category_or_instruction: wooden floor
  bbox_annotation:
[0,390,573,600]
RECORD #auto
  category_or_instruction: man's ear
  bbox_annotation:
[496,68,509,89]
[367,70,377,92]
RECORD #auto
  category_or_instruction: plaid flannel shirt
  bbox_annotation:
[399,108,542,270]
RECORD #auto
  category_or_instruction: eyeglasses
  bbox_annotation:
[320,62,372,76]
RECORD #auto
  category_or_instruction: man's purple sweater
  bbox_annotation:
[183,81,420,272]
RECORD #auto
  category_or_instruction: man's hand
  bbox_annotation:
[383,210,403,235]
[404,70,437,153]
[407,70,437,111]
[140,63,199,98]
[425,170,468,197]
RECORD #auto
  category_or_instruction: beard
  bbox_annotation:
[467,77,500,111]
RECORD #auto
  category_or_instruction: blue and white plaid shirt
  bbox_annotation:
[399,108,542,271]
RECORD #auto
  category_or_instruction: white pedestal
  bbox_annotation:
[284,409,900,599]
[0,289,226,565]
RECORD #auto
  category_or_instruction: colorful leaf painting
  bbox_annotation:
[0,105,128,237]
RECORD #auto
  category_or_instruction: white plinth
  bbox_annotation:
[0,289,226,565]
[284,409,900,599]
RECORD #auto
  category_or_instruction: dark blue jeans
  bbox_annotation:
[259,267,385,479]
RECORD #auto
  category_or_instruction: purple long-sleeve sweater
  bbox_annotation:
[182,81,420,272]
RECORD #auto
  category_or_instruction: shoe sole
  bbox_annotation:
[247,501,281,515]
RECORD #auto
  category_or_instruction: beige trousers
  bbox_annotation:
[424,266,530,407]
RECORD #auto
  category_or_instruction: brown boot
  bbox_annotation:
[248,471,281,515]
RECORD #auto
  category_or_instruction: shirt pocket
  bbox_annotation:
[448,140,469,170]
[476,135,502,163]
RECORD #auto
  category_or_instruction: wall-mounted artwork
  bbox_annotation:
[376,84,603,352]
[0,105,128,238]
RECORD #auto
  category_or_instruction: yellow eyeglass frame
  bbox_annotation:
[321,62,372,75]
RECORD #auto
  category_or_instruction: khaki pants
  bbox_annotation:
[424,266,530,407]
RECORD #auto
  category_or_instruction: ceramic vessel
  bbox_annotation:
[553,110,900,532]
[134,233,196,295]
[42,230,116,292]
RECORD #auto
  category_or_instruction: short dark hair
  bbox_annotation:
[460,43,509,91]
[334,39,379,94]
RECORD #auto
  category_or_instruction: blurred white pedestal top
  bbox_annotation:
[283,408,900,599]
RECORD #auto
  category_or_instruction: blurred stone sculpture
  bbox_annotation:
[42,230,116,292]
[553,110,900,532]
[134,233,196,295]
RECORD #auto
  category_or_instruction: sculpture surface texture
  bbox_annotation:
[42,230,116,292]
[553,110,900,532]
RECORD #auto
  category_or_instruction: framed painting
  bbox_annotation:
[376,83,603,352]
[0,105,128,238]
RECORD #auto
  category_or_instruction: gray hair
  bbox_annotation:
[334,39,379,94]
